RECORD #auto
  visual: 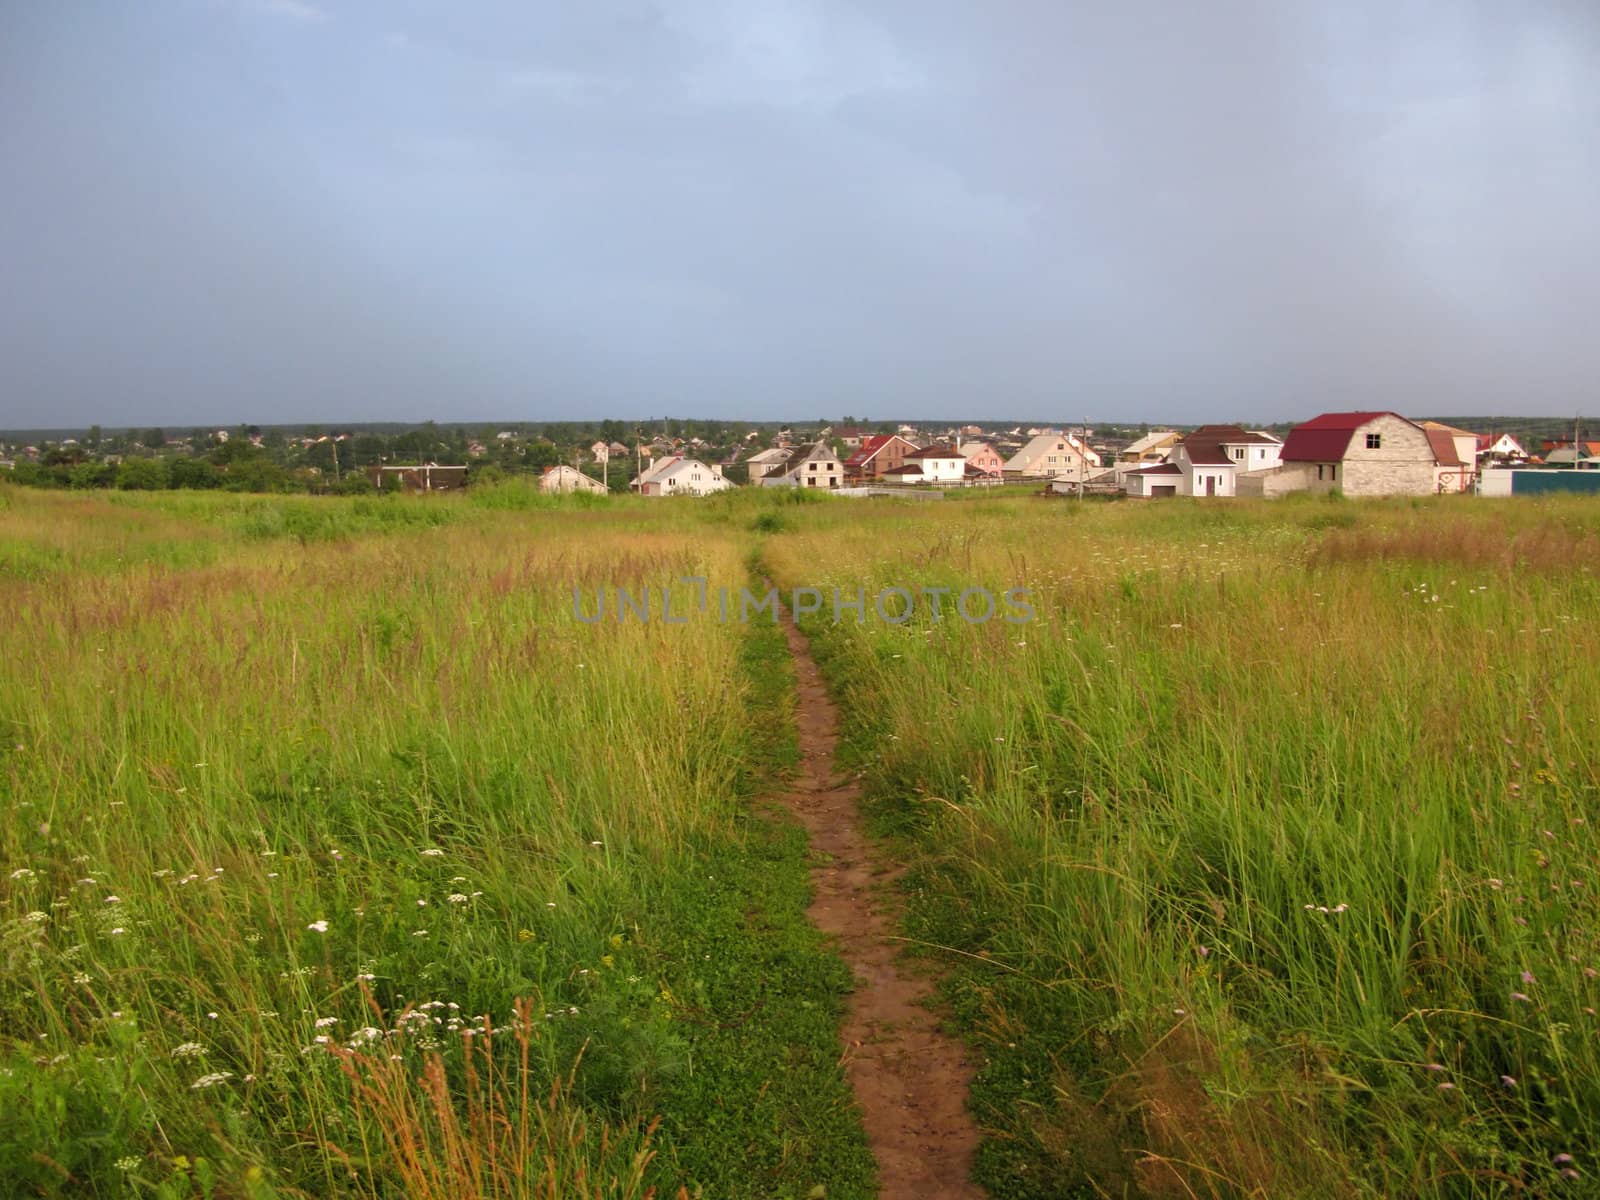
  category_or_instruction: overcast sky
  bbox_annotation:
[2,2,1597,428]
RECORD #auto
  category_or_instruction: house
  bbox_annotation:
[589,441,611,464]
[631,456,731,497]
[608,441,630,456]
[844,434,919,482]
[759,442,843,489]
[540,465,607,495]
[366,463,468,493]
[1252,412,1448,497]
[835,426,866,448]
[1004,432,1101,478]
[1117,430,1182,466]
[1540,440,1600,469]
[745,447,795,483]
[1476,433,1527,464]
[1122,463,1184,497]
[1420,422,1479,493]
[1151,426,1284,497]
[884,444,967,485]
[956,440,1005,480]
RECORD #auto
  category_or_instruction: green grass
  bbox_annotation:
[0,489,870,1198]
[767,494,1600,1199]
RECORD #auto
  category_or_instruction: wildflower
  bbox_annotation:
[590,840,603,847]
[412,930,429,937]
[9,868,33,880]
[170,1042,205,1059]
[1522,970,1536,984]
[1197,946,1210,958]
[73,972,90,985]
[421,848,444,857]
[1511,992,1532,1003]
[1489,878,1504,889]
[24,911,47,924]
[416,898,427,907]
[447,894,468,904]
[190,1071,233,1089]
[314,1016,337,1028]
[109,927,126,935]
[1501,1075,1517,1088]
[1437,1082,1454,1091]
[206,1012,218,1020]
[115,1156,141,1171]
[1424,1063,1446,1072]
[307,920,329,933]
[1555,1154,1575,1165]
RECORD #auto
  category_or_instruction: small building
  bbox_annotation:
[844,434,919,483]
[1122,463,1183,497]
[759,443,844,489]
[366,463,468,493]
[631,456,731,497]
[589,441,611,464]
[1420,422,1479,494]
[956,440,1005,480]
[540,465,607,495]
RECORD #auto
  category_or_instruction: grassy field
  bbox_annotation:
[766,492,1600,1198]
[6,481,1599,1199]
[768,489,1593,1200]
[0,483,872,1198]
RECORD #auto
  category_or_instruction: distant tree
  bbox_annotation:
[169,458,221,489]
[69,462,117,489]
[86,424,102,450]
[140,427,166,449]
[116,457,170,490]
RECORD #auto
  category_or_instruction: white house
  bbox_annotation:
[540,465,607,495]
[631,456,731,497]
[759,443,843,489]
[884,444,967,485]
[589,441,610,464]
[1476,433,1527,464]
[1004,432,1101,478]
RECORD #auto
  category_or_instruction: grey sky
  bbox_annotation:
[2,1,1597,427]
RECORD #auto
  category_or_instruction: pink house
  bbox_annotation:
[957,441,1004,479]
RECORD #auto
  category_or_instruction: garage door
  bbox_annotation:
[1151,485,1177,497]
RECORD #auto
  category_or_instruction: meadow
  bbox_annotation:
[766,492,1600,1198]
[4,480,1599,1199]
[0,483,873,1198]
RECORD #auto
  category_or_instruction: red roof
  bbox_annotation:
[1424,428,1461,467]
[844,434,908,468]
[1125,463,1182,475]
[1178,424,1277,466]
[1281,412,1395,462]
[903,443,962,459]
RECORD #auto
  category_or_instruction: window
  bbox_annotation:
[1331,465,1338,480]
[1366,433,1381,449]
[1233,448,1245,460]
[809,463,817,471]
[1317,465,1325,480]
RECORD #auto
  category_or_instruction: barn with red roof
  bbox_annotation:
[1250,411,1451,497]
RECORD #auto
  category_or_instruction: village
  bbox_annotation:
[4,412,1596,499]
[618,411,1596,499]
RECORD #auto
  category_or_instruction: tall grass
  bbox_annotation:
[768,495,1600,1198]
[0,489,870,1197]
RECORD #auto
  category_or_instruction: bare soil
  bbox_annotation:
[776,619,986,1199]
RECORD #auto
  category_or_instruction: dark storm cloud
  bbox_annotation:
[2,1,1597,426]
